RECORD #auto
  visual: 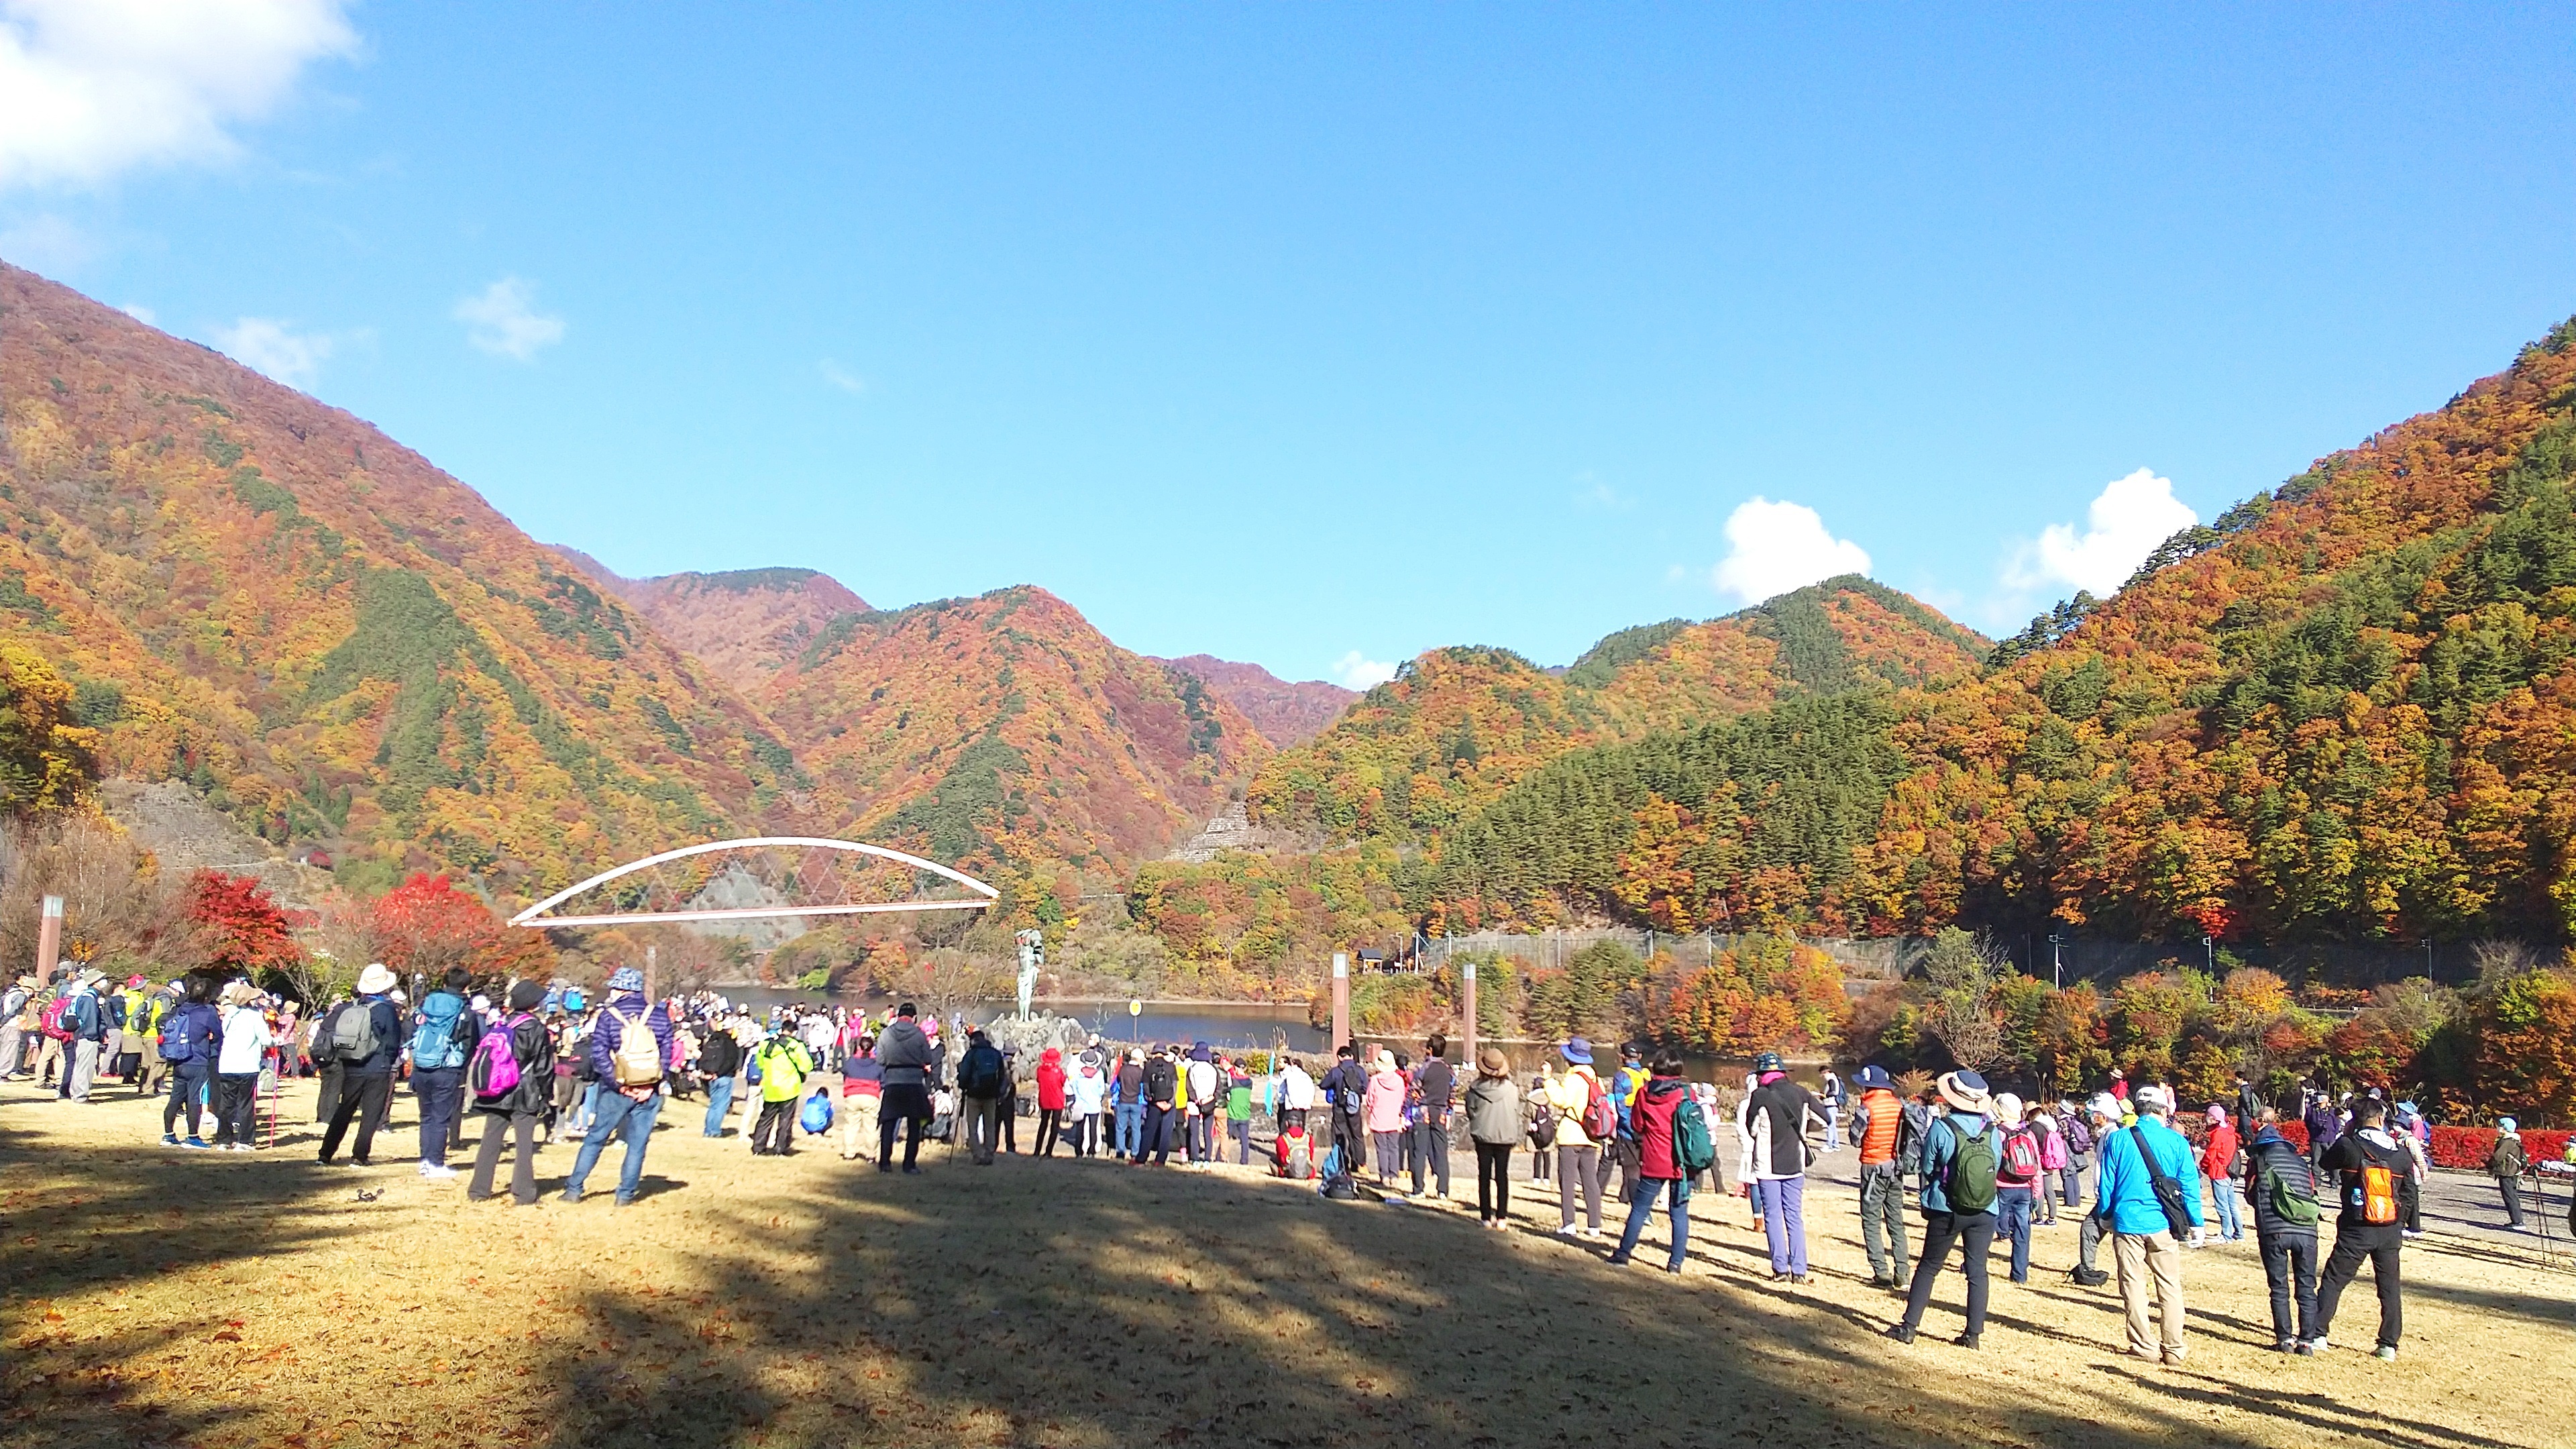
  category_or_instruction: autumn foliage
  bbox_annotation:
[180,869,301,978]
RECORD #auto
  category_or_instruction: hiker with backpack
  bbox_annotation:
[1464,1048,1522,1229]
[1993,1093,2043,1285]
[1851,1065,1910,1289]
[1739,1051,1826,1283]
[1111,1049,1144,1160]
[2490,1118,2530,1230]
[2311,1095,2411,1359]
[561,967,676,1205]
[2030,1103,2068,1227]
[407,968,480,1181]
[1607,1054,1712,1273]
[1540,1038,1612,1240]
[317,965,406,1167]
[1363,1049,1408,1188]
[156,975,221,1148]
[51,968,108,1102]
[1069,1048,1107,1157]
[957,1028,1011,1165]
[2245,1106,2322,1352]
[466,981,555,1206]
[1527,1073,1555,1183]
[2094,1083,2203,1365]
[2199,1106,2244,1245]
[1890,1070,2000,1349]
[1319,1043,1368,1183]
[873,1002,936,1174]
[2058,1096,2095,1212]
[749,1026,817,1157]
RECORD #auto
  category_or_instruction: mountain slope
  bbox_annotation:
[1153,654,1354,746]
[1849,315,2576,944]
[1247,577,1987,845]
[0,261,797,897]
[554,551,867,699]
[759,586,1271,893]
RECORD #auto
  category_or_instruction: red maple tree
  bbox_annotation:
[182,870,303,978]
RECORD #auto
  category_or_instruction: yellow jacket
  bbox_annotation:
[1542,1067,1602,1149]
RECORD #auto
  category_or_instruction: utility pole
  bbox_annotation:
[34,895,63,983]
[2049,933,2063,991]
[1461,959,1478,1075]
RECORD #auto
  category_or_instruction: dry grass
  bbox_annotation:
[1,1078,2567,1449]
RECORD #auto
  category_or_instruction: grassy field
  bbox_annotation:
[2,1077,2568,1449]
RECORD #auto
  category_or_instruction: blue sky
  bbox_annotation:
[4,5,2573,686]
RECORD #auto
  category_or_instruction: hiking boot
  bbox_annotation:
[2292,1340,2314,1356]
[2275,1338,2299,1354]
[1955,1332,1980,1350]
[1605,1252,1632,1267]
[1791,1274,1812,1286]
[1884,1324,1916,1345]
[1868,1273,1895,1289]
[2374,1346,2398,1362]
[560,1187,584,1205]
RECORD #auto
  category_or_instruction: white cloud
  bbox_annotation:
[118,301,154,324]
[1710,496,1872,606]
[453,276,564,361]
[0,0,358,192]
[2004,468,2196,598]
[1332,651,1398,690]
[818,359,865,395]
[211,315,331,386]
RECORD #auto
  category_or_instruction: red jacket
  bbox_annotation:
[2200,1121,2239,1181]
[1036,1049,1068,1112]
[1631,1076,1689,1179]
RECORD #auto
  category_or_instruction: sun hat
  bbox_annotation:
[2134,1083,2173,1114]
[606,967,645,993]
[1936,1069,1992,1114]
[1994,1091,2023,1125]
[1853,1065,1892,1089]
[1374,1048,1397,1071]
[2088,1091,2121,1121]
[356,962,396,995]
[1479,1046,1509,1076]
[125,974,146,988]
[1560,1036,1593,1065]
[1753,1051,1784,1075]
[2206,1104,2227,1123]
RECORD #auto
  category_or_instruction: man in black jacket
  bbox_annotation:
[2245,1107,2321,1352]
[1134,1045,1179,1167]
[317,963,407,1167]
[2310,1097,2409,1359]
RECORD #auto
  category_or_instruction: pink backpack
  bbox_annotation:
[467,1015,525,1099]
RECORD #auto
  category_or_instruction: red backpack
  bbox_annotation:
[2002,1124,2042,1179]
[38,993,76,1042]
[1580,1075,1619,1142]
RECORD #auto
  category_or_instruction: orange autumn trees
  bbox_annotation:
[1654,933,1851,1057]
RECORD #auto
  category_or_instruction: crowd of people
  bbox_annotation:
[10,960,2570,1368]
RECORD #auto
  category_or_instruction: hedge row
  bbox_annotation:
[2159,1120,2571,1169]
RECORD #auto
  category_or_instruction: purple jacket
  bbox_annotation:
[587,994,675,1084]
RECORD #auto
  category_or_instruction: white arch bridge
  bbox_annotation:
[508,837,998,930]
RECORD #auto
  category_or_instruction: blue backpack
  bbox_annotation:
[409,993,471,1071]
[159,1003,206,1064]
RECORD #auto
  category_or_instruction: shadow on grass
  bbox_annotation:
[515,1157,2475,1449]
[0,1103,374,1449]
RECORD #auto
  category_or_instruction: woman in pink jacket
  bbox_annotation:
[1364,1049,1408,1188]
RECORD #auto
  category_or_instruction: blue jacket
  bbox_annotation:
[586,992,674,1083]
[1916,1111,1995,1216]
[2094,1117,2206,1235]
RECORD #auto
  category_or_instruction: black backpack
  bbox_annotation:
[959,1044,1006,1099]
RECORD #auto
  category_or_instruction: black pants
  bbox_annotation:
[1411,1120,1451,1197]
[877,1082,929,1169]
[470,1110,541,1204]
[1475,1140,1514,1221]
[319,1072,392,1163]
[1901,1210,1994,1336]
[751,1099,797,1155]
[2316,1222,2403,1350]
[2260,1232,2319,1344]
[163,1061,209,1138]
[1072,1112,1098,1157]
[214,1073,260,1146]
[1330,1111,1363,1177]
[2500,1175,2524,1228]
[1036,1106,1063,1157]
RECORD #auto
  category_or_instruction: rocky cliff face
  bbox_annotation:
[1152,655,1355,746]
